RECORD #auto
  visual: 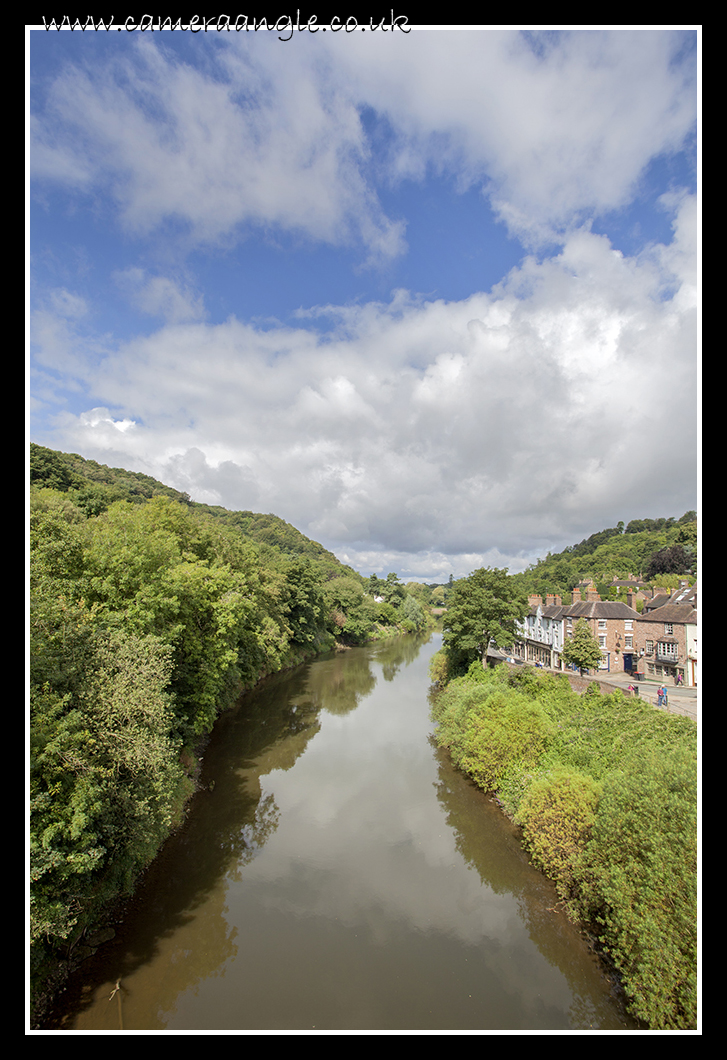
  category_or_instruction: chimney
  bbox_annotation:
[571,588,581,602]
[528,594,542,608]
[545,593,563,608]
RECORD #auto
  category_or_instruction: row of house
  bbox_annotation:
[511,578,698,687]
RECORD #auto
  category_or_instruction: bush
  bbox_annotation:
[457,690,552,793]
[515,767,602,901]
[576,747,697,1029]
[430,659,698,1029]
[428,649,450,687]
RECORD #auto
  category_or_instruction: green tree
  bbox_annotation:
[442,567,528,675]
[400,593,426,632]
[562,619,604,675]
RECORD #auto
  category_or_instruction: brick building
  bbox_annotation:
[515,586,640,674]
[634,599,698,686]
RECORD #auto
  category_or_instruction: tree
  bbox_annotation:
[646,543,692,579]
[561,618,604,675]
[400,593,426,632]
[442,567,528,675]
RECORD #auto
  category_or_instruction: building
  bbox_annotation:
[634,581,698,686]
[514,594,567,668]
[562,599,641,673]
[514,588,641,674]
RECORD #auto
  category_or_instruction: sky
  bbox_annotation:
[28,25,700,582]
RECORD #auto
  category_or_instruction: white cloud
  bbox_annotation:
[114,268,206,324]
[335,29,696,243]
[46,195,697,576]
[31,36,406,261]
[29,31,698,579]
[31,31,695,256]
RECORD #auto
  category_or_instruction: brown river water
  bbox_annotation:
[46,633,636,1032]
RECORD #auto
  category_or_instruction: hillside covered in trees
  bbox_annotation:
[510,512,697,604]
[28,444,430,1008]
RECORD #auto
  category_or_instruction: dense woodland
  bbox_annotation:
[28,444,430,1007]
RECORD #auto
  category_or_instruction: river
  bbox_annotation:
[46,633,635,1032]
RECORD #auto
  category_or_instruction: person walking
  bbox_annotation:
[657,685,665,707]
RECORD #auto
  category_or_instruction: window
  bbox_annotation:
[598,619,607,630]
[664,623,674,635]
[624,620,633,631]
[657,641,678,659]
[645,640,654,654]
[625,635,633,649]
[599,635,607,648]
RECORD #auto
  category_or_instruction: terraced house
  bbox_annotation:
[515,579,641,674]
[634,582,698,686]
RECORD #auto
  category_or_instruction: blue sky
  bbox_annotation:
[28,26,699,581]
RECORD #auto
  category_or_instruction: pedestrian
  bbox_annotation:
[657,685,664,707]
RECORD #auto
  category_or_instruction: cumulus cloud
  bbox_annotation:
[334,29,696,244]
[45,193,697,575]
[31,35,406,262]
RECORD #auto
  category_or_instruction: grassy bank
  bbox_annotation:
[428,655,698,1030]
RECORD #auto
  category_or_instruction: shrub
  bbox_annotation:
[515,767,602,901]
[576,747,697,1029]
[428,648,452,688]
[458,690,552,792]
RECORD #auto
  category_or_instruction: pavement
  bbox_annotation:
[594,669,698,722]
[522,662,698,722]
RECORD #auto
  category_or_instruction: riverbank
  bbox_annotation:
[29,623,434,1028]
[428,658,697,1030]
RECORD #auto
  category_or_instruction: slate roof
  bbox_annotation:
[563,601,640,619]
[636,603,698,625]
[527,600,639,620]
[668,582,697,607]
[643,594,673,612]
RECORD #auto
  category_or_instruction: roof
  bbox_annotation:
[668,582,697,606]
[642,594,672,612]
[636,604,698,625]
[527,601,639,620]
[563,600,640,619]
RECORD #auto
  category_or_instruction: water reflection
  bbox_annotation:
[48,634,634,1031]
[431,746,634,1029]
